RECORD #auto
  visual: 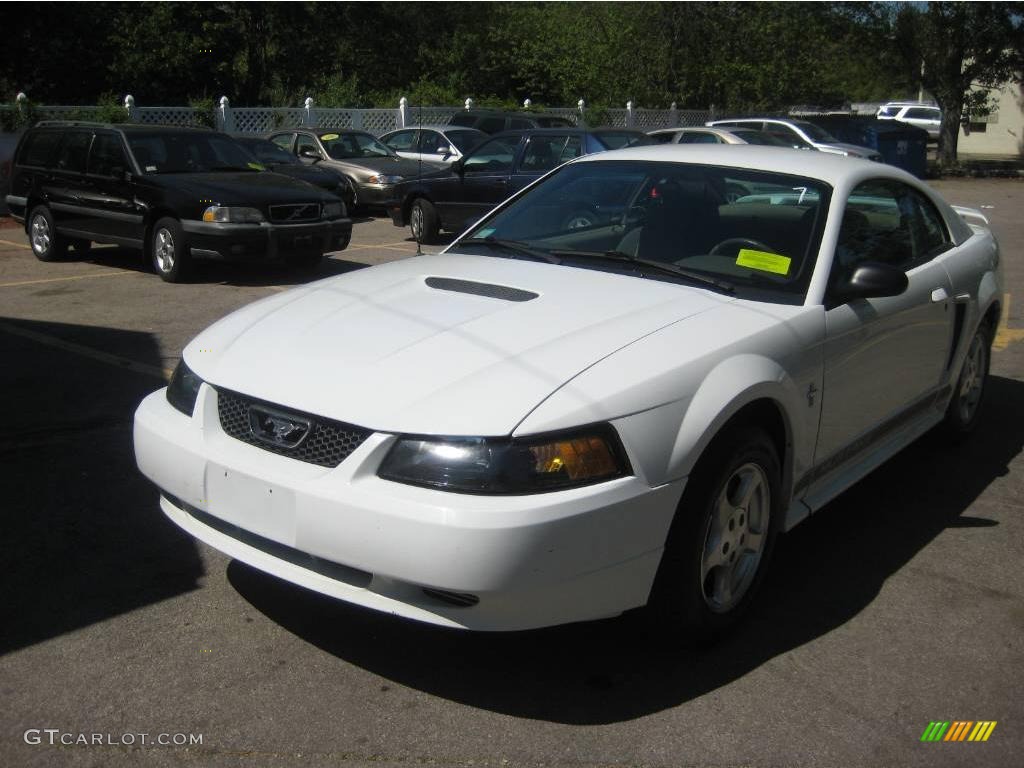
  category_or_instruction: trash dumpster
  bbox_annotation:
[805,116,928,177]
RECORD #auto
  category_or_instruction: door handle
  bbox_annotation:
[930,287,949,303]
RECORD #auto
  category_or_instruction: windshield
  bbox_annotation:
[595,132,653,150]
[237,138,299,165]
[732,130,788,147]
[451,160,830,303]
[320,132,396,160]
[795,121,839,144]
[127,133,261,173]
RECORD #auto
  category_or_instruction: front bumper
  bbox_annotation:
[354,183,400,208]
[181,218,351,261]
[133,386,681,631]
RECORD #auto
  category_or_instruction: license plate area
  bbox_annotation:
[204,463,296,546]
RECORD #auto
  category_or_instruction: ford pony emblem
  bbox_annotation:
[248,405,312,449]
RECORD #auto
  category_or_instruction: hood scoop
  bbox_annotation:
[424,277,538,302]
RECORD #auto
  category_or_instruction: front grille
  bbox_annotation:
[268,203,321,223]
[217,388,371,468]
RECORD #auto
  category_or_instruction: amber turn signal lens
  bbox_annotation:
[530,436,619,481]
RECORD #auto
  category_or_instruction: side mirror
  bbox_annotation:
[436,146,451,157]
[299,148,321,161]
[835,261,908,303]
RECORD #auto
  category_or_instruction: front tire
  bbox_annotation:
[28,206,67,262]
[409,198,440,245]
[151,217,190,283]
[944,322,991,436]
[648,425,781,644]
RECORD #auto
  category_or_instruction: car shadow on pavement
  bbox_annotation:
[227,375,1023,725]
[0,317,204,656]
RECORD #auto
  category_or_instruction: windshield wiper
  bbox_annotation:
[460,237,561,264]
[549,249,734,293]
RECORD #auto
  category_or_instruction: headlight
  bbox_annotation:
[202,205,264,223]
[323,201,344,219]
[378,425,630,494]
[166,360,204,417]
[366,174,403,185]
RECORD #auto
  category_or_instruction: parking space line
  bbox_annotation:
[0,237,32,251]
[342,240,415,252]
[0,269,140,288]
[0,321,172,380]
[994,292,1023,351]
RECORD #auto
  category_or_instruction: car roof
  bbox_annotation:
[382,125,485,134]
[569,143,916,187]
[33,121,217,134]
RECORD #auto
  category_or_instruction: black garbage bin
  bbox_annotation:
[805,115,928,177]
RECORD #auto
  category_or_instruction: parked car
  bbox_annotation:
[389,127,653,243]
[134,144,1002,639]
[4,122,351,282]
[233,135,355,210]
[448,109,575,134]
[267,128,429,211]
[707,117,883,160]
[379,125,487,166]
[0,131,20,216]
[803,115,929,178]
[648,126,791,146]
[876,103,942,141]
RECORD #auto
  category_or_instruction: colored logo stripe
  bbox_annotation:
[920,721,996,742]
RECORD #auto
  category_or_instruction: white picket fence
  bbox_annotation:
[3,93,713,137]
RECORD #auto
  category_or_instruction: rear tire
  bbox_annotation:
[410,198,440,245]
[151,217,190,283]
[28,206,67,262]
[647,425,782,646]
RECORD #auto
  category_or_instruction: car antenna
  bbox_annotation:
[415,101,423,256]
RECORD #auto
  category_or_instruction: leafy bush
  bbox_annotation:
[188,97,216,128]
[0,99,41,131]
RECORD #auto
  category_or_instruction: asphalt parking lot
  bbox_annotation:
[1,181,1022,768]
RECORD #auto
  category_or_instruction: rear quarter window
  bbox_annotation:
[17,131,63,168]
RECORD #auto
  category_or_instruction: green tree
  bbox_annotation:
[891,2,1024,164]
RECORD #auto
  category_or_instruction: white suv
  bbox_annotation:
[876,103,941,140]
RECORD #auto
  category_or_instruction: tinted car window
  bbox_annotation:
[462,137,517,172]
[54,131,92,173]
[270,133,295,152]
[296,134,320,157]
[680,132,720,144]
[127,132,256,173]
[649,132,678,144]
[905,108,939,120]
[446,131,482,153]
[88,133,128,176]
[595,132,651,149]
[521,135,582,172]
[448,114,476,128]
[418,131,442,154]
[18,130,63,167]
[508,118,533,130]
[478,117,506,134]
[320,133,394,160]
[238,138,297,165]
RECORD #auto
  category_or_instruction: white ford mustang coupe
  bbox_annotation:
[134,145,1003,639]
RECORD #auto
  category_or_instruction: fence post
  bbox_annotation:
[399,97,409,129]
[16,92,27,118]
[626,100,634,127]
[523,98,531,110]
[464,98,474,111]
[304,97,316,128]
[670,101,678,127]
[578,99,585,126]
[218,96,234,132]
[124,94,136,123]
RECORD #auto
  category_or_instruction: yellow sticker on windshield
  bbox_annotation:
[247,162,265,171]
[320,133,339,141]
[736,249,791,276]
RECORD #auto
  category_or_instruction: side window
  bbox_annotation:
[508,118,533,130]
[54,131,93,174]
[680,132,719,144]
[296,134,320,157]
[462,137,516,173]
[385,130,417,151]
[833,180,949,288]
[88,133,128,177]
[418,131,442,154]
[478,117,506,134]
[270,133,295,152]
[520,135,581,172]
[17,130,63,168]
[650,133,676,144]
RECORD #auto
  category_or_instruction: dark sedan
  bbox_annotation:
[234,136,355,209]
[389,128,652,243]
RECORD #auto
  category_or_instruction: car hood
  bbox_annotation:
[150,171,331,204]
[323,155,427,179]
[185,253,733,436]
[264,163,340,190]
